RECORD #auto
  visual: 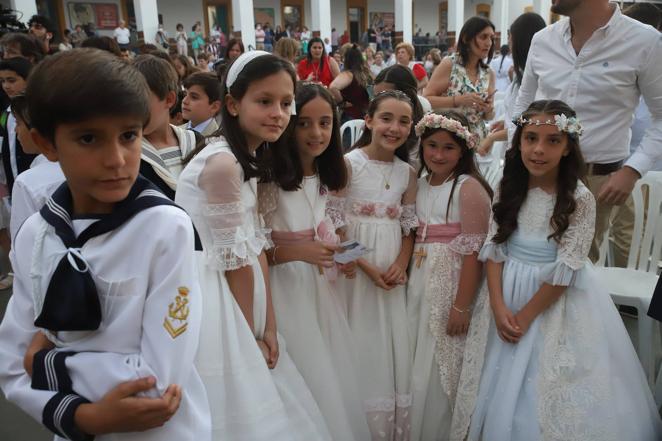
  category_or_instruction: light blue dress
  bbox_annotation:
[465,184,662,441]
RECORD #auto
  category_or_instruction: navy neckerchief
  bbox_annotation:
[35,176,196,332]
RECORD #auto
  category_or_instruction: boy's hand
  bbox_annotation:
[24,331,55,377]
[75,377,182,435]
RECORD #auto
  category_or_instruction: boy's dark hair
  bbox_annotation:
[457,16,496,68]
[417,111,493,220]
[183,71,222,103]
[270,82,347,191]
[26,49,150,142]
[10,94,30,127]
[0,57,33,79]
[493,99,586,244]
[133,54,178,101]
[353,90,413,164]
[81,36,121,56]
[28,15,54,32]
[0,33,43,63]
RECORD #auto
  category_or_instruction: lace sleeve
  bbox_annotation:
[478,187,506,263]
[449,177,491,255]
[198,152,265,270]
[540,185,596,286]
[400,165,419,236]
[257,182,279,229]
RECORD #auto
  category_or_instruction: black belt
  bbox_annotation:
[586,160,623,176]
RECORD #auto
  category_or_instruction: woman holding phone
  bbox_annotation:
[423,16,496,140]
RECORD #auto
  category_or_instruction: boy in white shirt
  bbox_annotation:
[133,55,200,200]
[8,94,64,242]
[180,71,221,137]
[0,48,211,441]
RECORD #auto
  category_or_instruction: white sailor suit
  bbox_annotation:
[0,177,211,441]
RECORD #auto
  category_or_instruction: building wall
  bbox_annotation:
[157,0,204,37]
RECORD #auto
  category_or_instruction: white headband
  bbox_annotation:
[225,50,296,115]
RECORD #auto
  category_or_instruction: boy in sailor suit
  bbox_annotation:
[0,49,211,441]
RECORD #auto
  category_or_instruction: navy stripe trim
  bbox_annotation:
[32,349,75,393]
[43,392,93,441]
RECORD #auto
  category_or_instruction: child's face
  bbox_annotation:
[14,116,39,154]
[182,85,220,126]
[422,130,463,178]
[143,91,175,136]
[519,113,570,180]
[35,115,143,215]
[0,70,26,98]
[226,70,294,151]
[196,58,209,70]
[364,98,412,153]
[295,96,333,164]
[173,59,186,78]
[227,44,242,61]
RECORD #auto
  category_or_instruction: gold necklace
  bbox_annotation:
[376,162,395,190]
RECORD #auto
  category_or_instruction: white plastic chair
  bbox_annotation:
[340,119,364,149]
[593,171,662,386]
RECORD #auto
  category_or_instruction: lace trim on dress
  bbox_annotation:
[421,243,491,441]
[448,233,487,255]
[538,295,616,441]
[400,204,419,236]
[364,393,412,441]
[325,195,347,230]
[203,202,268,271]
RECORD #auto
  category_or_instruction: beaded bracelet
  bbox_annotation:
[452,304,471,314]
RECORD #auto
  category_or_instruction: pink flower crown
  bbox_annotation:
[414,113,479,149]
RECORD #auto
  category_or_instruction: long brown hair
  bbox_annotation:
[417,111,493,221]
[269,82,347,191]
[492,100,587,244]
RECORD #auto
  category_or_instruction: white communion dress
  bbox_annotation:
[466,184,662,441]
[176,139,332,441]
[259,177,371,441]
[339,148,418,440]
[406,174,492,441]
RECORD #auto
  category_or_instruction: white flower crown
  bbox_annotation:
[414,113,479,149]
[514,114,584,137]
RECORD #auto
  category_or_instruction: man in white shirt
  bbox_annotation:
[113,19,131,50]
[511,0,662,263]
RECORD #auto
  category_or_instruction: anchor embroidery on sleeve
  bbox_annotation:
[163,287,190,338]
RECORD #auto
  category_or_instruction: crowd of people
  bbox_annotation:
[0,1,661,441]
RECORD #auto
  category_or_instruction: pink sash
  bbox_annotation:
[271,222,340,281]
[415,222,461,244]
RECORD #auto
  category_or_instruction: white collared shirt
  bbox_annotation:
[188,117,213,134]
[512,5,662,174]
[6,107,18,180]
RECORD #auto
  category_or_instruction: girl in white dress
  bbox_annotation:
[341,90,417,440]
[176,51,331,441]
[406,112,493,441]
[259,82,370,440]
[467,100,662,441]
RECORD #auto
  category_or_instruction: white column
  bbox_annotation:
[10,0,38,24]
[448,0,464,45]
[533,0,552,23]
[394,0,412,44]
[231,0,255,50]
[311,0,332,43]
[495,0,510,46]
[133,0,159,44]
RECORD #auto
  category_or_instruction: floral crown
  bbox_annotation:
[414,112,479,149]
[514,113,584,138]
